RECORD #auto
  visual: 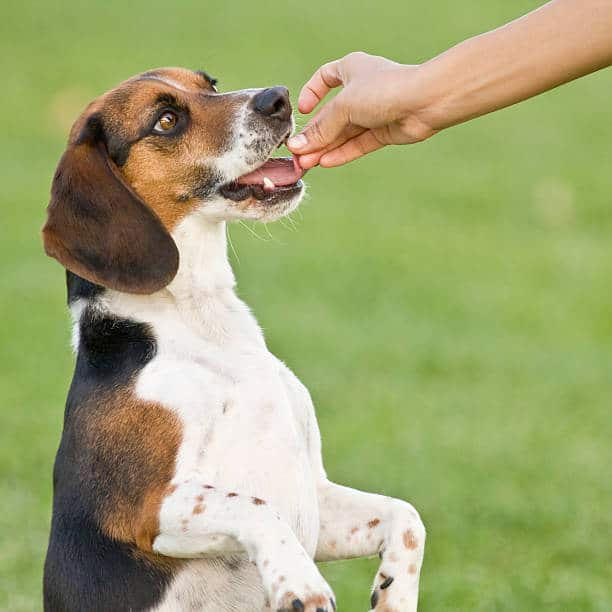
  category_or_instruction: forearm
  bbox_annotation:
[413,0,612,131]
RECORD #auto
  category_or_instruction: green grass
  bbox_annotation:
[2,1,612,610]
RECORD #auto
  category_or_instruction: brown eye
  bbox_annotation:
[153,111,178,133]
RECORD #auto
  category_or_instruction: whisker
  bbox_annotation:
[239,221,270,242]
[278,218,294,233]
[226,225,241,265]
[286,213,299,230]
[263,223,279,243]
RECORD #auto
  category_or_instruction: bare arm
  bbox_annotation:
[288,0,612,168]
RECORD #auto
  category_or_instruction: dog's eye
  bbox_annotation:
[153,111,178,133]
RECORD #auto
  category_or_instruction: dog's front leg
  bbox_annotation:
[147,480,336,612]
[315,480,425,612]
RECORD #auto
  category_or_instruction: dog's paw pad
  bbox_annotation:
[277,591,335,612]
[370,574,395,610]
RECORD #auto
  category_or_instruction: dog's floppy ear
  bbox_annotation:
[42,115,179,295]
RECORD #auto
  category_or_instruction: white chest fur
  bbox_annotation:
[92,215,320,554]
[135,321,320,552]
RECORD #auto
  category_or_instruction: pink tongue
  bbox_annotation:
[236,156,305,186]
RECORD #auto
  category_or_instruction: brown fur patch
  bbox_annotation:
[350,527,359,535]
[227,492,238,498]
[115,71,243,230]
[87,389,182,565]
[368,518,381,529]
[193,503,205,515]
[403,529,419,550]
[252,497,266,505]
[42,135,179,294]
[278,592,330,610]
[408,563,417,575]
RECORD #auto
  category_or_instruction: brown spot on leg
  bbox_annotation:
[408,563,417,575]
[227,492,238,498]
[403,529,418,550]
[368,518,381,529]
[252,497,266,505]
[350,527,359,535]
[193,503,205,515]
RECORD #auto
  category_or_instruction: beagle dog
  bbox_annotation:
[42,67,425,612]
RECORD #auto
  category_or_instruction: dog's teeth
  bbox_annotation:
[263,177,275,191]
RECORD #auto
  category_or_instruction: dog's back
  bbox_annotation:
[44,274,180,611]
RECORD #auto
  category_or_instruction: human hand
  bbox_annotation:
[289,1,612,171]
[287,52,437,169]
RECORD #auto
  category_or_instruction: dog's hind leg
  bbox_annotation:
[138,480,336,612]
[314,480,425,612]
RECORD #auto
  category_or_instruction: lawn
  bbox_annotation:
[1,1,611,610]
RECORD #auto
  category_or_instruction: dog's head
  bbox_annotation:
[42,67,305,294]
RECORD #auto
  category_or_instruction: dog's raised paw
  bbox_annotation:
[370,573,394,610]
[369,573,419,612]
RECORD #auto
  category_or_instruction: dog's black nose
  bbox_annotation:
[252,86,291,121]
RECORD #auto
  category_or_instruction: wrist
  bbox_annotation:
[401,63,452,133]
[383,63,445,143]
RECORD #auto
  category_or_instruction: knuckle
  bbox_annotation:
[344,50,368,62]
[306,121,326,144]
[319,60,341,87]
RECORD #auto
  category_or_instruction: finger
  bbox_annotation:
[297,59,343,114]
[288,96,350,155]
[318,131,385,167]
[296,151,324,170]
[295,124,366,169]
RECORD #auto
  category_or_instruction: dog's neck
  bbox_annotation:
[93,214,266,349]
[169,215,236,299]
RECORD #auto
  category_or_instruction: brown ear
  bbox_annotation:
[42,115,179,295]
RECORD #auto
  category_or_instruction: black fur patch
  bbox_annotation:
[75,307,156,382]
[43,308,169,612]
[66,271,104,304]
[182,165,222,201]
[194,69,218,88]
[44,515,173,612]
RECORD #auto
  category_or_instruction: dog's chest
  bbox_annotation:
[135,316,320,552]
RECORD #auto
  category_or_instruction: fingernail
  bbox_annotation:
[287,134,307,150]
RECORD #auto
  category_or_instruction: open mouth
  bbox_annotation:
[219,155,306,202]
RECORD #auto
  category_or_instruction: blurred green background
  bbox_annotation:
[2,1,611,610]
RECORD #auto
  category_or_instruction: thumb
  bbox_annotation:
[287,96,349,155]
